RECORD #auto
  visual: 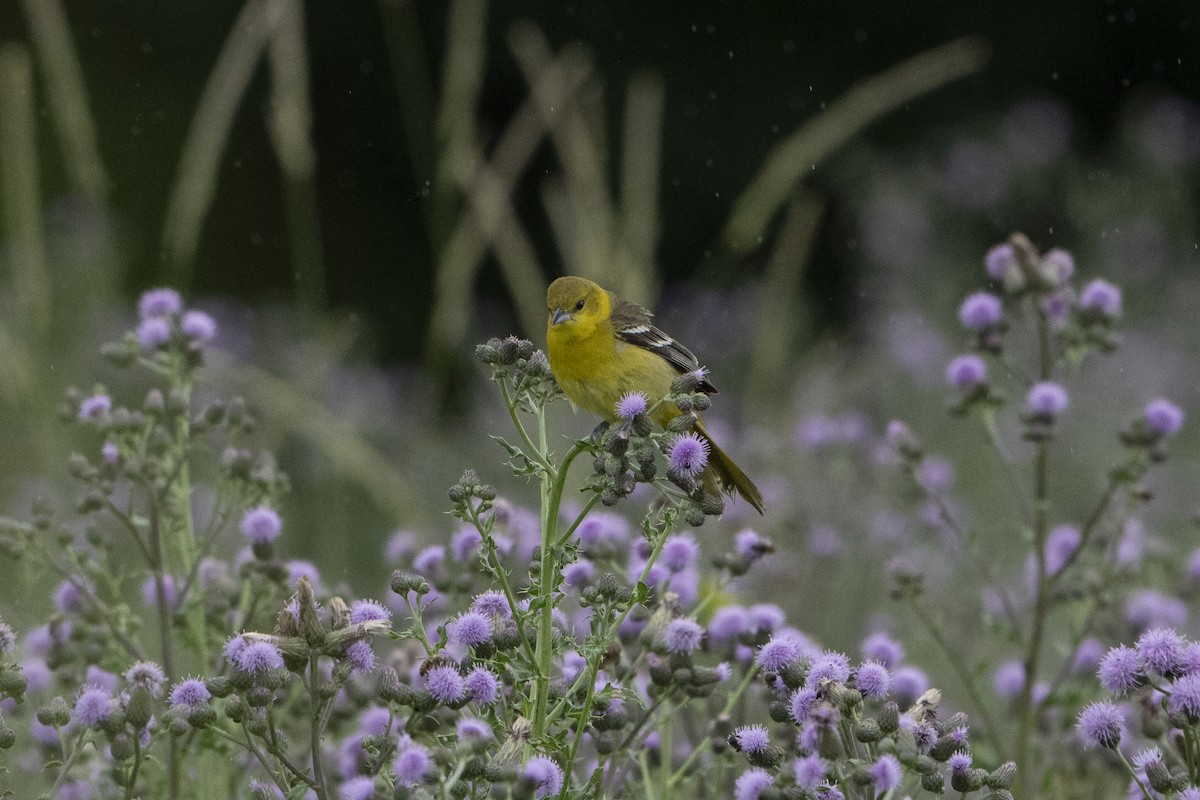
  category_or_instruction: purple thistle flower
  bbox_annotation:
[993,660,1025,700]
[139,288,182,319]
[240,507,282,544]
[733,529,771,563]
[661,534,699,572]
[338,776,375,800]
[808,652,851,684]
[456,717,492,740]
[945,354,987,390]
[1041,289,1074,328]
[1026,382,1068,416]
[563,558,595,587]
[748,604,786,633]
[716,662,733,681]
[346,641,376,672]
[181,310,217,342]
[891,666,928,705]
[664,619,704,654]
[470,590,511,619]
[916,456,954,492]
[349,599,391,625]
[1076,701,1125,748]
[394,743,431,787]
[86,665,120,694]
[757,635,803,671]
[667,432,709,478]
[1098,645,1143,695]
[524,755,564,798]
[1133,747,1163,771]
[861,632,905,668]
[448,612,493,648]
[1181,642,1200,675]
[816,786,845,800]
[78,393,112,422]
[425,665,466,704]
[868,754,902,792]
[793,754,828,790]
[1041,248,1075,285]
[286,560,321,592]
[141,574,178,609]
[1144,399,1184,437]
[101,440,119,464]
[232,641,285,675]
[732,724,770,753]
[169,678,211,709]
[1126,589,1187,631]
[137,317,171,350]
[73,685,115,728]
[1079,278,1122,317]
[985,243,1016,280]
[734,768,773,800]
[948,750,972,775]
[1169,673,1200,722]
[412,545,445,574]
[854,661,891,698]
[1137,627,1186,675]
[615,391,649,420]
[22,659,51,693]
[790,687,818,724]
[958,292,1003,331]
[465,667,500,705]
[1045,524,1081,576]
[1071,638,1106,674]
[708,606,750,643]
[125,661,167,697]
[450,527,481,562]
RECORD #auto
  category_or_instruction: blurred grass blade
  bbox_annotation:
[509,24,616,287]
[722,36,990,256]
[432,45,591,354]
[0,44,51,337]
[162,0,279,284]
[423,0,488,377]
[377,0,438,244]
[19,0,109,203]
[616,72,665,304]
[209,350,418,520]
[267,0,325,311]
[745,192,825,413]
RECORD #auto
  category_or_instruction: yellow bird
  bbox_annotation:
[545,276,764,514]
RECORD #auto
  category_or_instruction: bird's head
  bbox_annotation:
[547,276,609,337]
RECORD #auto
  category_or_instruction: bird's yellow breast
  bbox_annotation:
[547,326,678,426]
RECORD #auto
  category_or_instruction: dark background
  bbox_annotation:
[1,1,1197,361]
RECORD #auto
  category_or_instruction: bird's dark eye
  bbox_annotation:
[574,299,585,311]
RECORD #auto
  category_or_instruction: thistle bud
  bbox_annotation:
[986,761,1017,790]
[126,687,152,730]
[109,732,134,761]
[921,771,945,793]
[0,728,15,749]
[878,701,900,734]
[1145,759,1175,794]
[854,718,882,742]
[189,704,218,729]
[206,676,233,698]
[0,666,28,699]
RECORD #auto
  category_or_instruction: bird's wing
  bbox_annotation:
[610,296,718,394]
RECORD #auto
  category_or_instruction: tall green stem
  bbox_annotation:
[532,435,587,739]
[1015,317,1052,799]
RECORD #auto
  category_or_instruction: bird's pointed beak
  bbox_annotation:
[551,307,571,326]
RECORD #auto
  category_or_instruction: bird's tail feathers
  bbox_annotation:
[694,422,765,515]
